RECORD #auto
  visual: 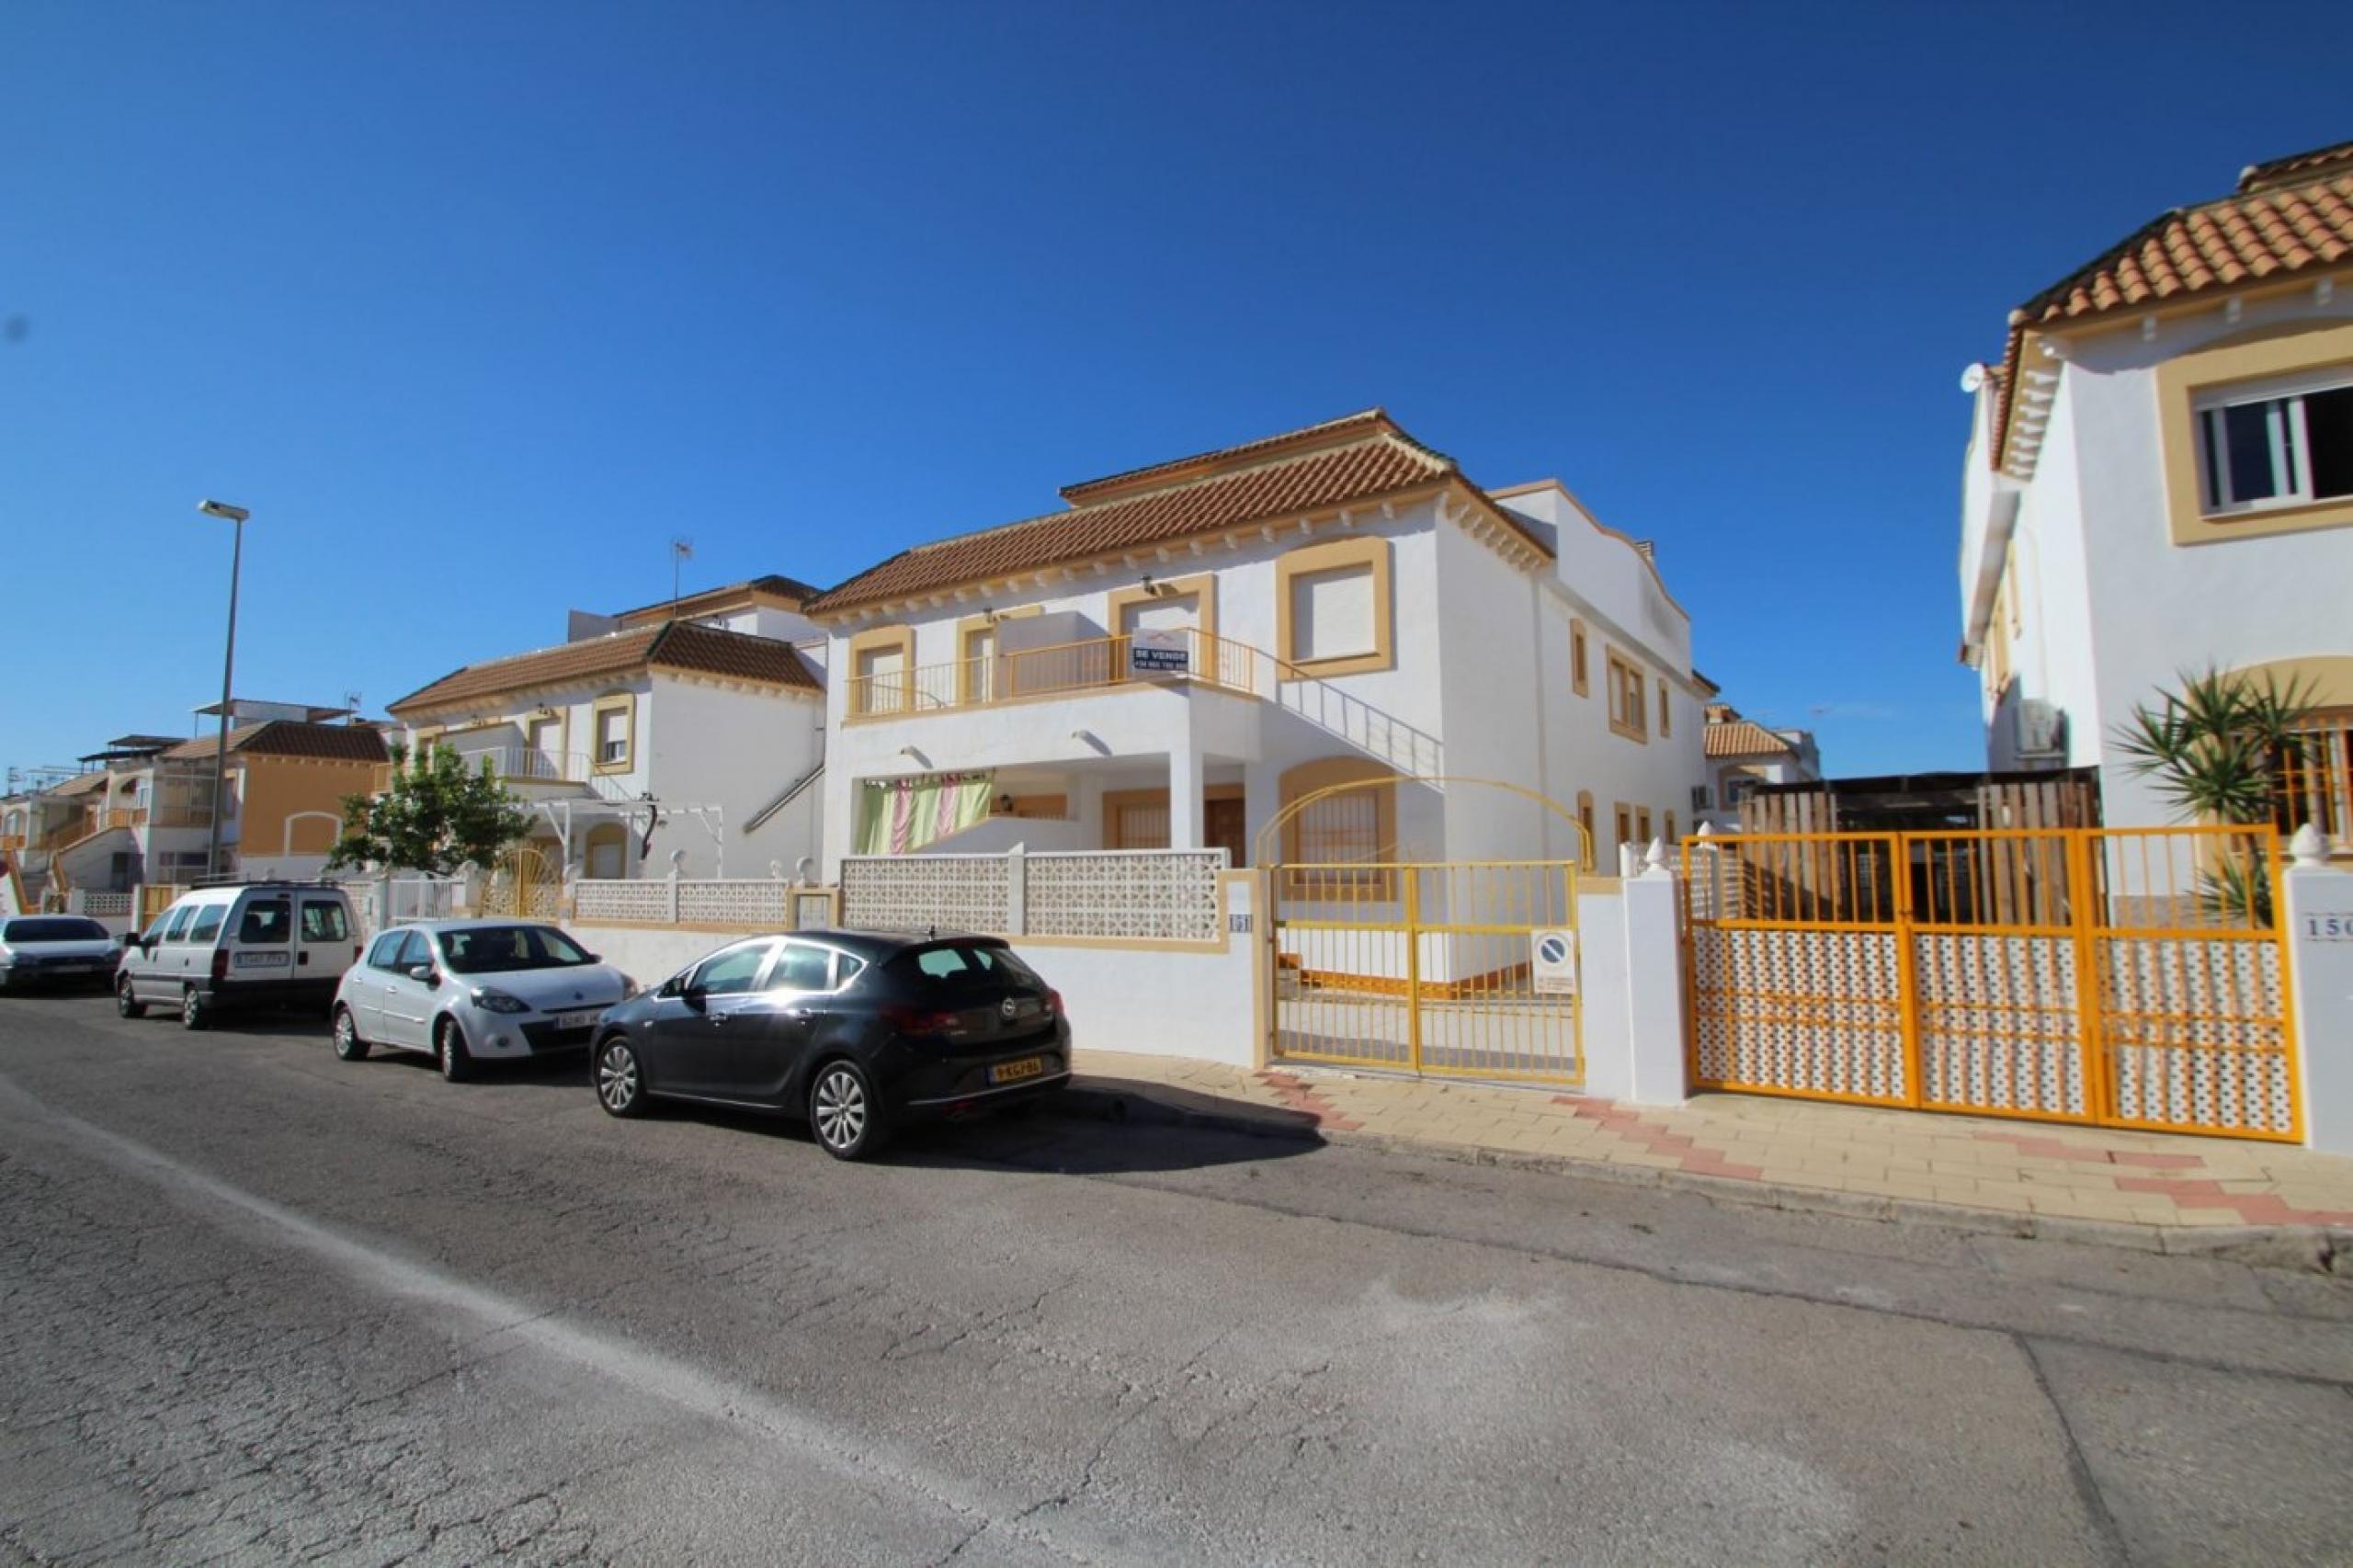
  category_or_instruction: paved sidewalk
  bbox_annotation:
[1067,1049,2353,1259]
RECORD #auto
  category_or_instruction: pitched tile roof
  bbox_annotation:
[1703,716,1797,759]
[806,413,1526,615]
[1991,139,2353,470]
[160,722,389,764]
[51,771,110,797]
[389,621,820,715]
[614,573,824,625]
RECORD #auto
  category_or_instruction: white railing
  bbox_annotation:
[574,880,675,924]
[678,880,792,926]
[837,854,1012,936]
[841,847,1227,944]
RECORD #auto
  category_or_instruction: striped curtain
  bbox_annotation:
[855,772,995,856]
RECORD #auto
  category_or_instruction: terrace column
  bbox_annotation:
[1168,744,1202,849]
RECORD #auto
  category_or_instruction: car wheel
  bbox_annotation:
[116,975,146,1019]
[595,1036,647,1118]
[180,987,209,1031]
[436,1017,474,1083]
[809,1058,890,1161]
[333,1006,370,1062]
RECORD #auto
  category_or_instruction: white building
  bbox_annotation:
[806,410,1709,877]
[388,577,829,881]
[1958,137,2353,840]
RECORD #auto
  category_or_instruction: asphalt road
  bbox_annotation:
[3,993,2351,1566]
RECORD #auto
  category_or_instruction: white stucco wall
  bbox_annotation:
[1963,291,2353,825]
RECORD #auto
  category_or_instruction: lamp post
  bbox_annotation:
[197,500,250,880]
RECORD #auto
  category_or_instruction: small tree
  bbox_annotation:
[326,743,536,877]
[2111,667,2314,921]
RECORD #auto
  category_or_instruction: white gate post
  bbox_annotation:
[1005,844,1027,937]
[2283,825,2353,1153]
[1618,842,1690,1106]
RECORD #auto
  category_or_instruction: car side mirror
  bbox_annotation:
[408,964,439,984]
[682,983,709,1012]
[121,933,142,949]
[583,951,602,963]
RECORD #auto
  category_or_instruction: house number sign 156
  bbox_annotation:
[2303,914,2353,942]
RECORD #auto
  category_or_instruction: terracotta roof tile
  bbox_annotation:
[1990,141,2353,472]
[806,417,1487,615]
[159,722,389,764]
[614,573,824,625]
[1703,717,1797,759]
[390,622,819,715]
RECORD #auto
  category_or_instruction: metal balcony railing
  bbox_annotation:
[845,629,1258,719]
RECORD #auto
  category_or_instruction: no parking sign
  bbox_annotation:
[1530,929,1578,995]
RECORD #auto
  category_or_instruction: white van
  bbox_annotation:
[118,881,360,1029]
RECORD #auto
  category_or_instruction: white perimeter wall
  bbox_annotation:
[642,676,826,880]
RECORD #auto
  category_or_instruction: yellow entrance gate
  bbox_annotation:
[1268,860,1584,1085]
[482,845,562,920]
[1683,825,2300,1141]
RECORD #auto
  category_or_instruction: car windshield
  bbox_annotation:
[2,918,109,943]
[437,925,593,974]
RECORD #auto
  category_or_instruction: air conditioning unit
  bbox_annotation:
[2015,699,2065,761]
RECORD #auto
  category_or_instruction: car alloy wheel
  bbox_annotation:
[333,1006,369,1062]
[596,1038,645,1118]
[116,975,146,1019]
[436,1017,472,1083]
[180,988,208,1031]
[810,1060,887,1161]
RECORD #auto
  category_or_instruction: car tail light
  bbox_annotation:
[210,949,230,983]
[881,1004,964,1038]
[353,944,363,964]
[1044,989,1065,1019]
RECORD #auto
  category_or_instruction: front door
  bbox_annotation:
[647,940,776,1096]
[377,929,438,1049]
[1205,797,1246,868]
[721,939,831,1099]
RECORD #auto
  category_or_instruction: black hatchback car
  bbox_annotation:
[588,929,1070,1159]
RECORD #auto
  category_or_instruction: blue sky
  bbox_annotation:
[3,1,2343,779]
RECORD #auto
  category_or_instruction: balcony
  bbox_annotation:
[846,630,1258,721]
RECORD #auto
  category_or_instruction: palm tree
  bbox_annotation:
[2111,668,2315,922]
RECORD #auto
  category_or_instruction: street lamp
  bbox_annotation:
[197,499,250,880]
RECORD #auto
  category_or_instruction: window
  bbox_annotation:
[300,902,349,943]
[849,628,915,716]
[961,624,997,704]
[1298,792,1381,865]
[1607,651,1648,742]
[1277,536,1392,676]
[1635,808,1653,845]
[767,942,833,994]
[1279,756,1397,895]
[2196,377,2353,515]
[188,904,226,944]
[1614,803,1632,848]
[163,905,198,944]
[1658,679,1672,737]
[591,696,633,770]
[1570,619,1589,696]
[439,925,592,973]
[395,930,432,971]
[525,715,563,774]
[1576,791,1597,861]
[237,901,290,944]
[367,932,408,971]
[1107,791,1170,850]
[690,941,774,996]
[1664,810,1677,844]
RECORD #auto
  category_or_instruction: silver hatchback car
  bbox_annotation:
[332,920,637,1081]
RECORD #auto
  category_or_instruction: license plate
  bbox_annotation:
[989,1056,1047,1086]
[552,1007,605,1029]
[234,950,290,968]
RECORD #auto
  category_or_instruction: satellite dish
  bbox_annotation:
[1959,364,1987,393]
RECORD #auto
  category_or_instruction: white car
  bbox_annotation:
[0,915,121,993]
[332,920,637,1082]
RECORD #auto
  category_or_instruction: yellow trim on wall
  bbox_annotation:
[2227,653,2353,708]
[1275,535,1394,677]
[847,624,916,715]
[1107,572,1219,685]
[590,692,636,775]
[2158,319,2353,546]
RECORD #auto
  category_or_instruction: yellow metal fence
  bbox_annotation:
[1269,860,1583,1085]
[1682,826,2298,1142]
